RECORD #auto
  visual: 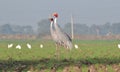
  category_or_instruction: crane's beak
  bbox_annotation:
[48,14,54,21]
[48,14,52,20]
[49,14,51,18]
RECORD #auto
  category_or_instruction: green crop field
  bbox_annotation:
[0,40,120,72]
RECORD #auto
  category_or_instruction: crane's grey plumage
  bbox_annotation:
[49,18,62,46]
[50,18,58,43]
[53,13,73,49]
[50,17,63,58]
[49,13,73,59]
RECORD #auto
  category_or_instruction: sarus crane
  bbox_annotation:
[49,12,73,59]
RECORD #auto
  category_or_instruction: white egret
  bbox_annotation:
[74,44,79,49]
[27,43,32,49]
[16,45,21,49]
[8,43,13,48]
[40,44,43,48]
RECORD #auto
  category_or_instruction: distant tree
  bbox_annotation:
[11,25,24,34]
[99,22,111,35]
[64,23,89,35]
[111,23,120,34]
[64,23,71,35]
[89,24,98,35]
[37,19,50,37]
[0,24,14,34]
[0,24,35,35]
[11,25,34,34]
[74,24,89,35]
[23,26,34,35]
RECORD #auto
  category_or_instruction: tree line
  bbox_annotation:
[0,24,34,35]
[37,19,120,37]
[0,19,120,37]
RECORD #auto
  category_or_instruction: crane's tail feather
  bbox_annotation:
[66,41,73,50]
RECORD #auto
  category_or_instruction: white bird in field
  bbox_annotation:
[74,44,79,49]
[40,44,43,48]
[118,44,120,49]
[8,43,13,48]
[16,45,21,49]
[27,43,32,49]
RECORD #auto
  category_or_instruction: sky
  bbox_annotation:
[0,0,120,29]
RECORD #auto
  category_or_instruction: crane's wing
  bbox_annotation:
[55,23,72,41]
[50,21,59,43]
[54,22,73,49]
[64,33,72,41]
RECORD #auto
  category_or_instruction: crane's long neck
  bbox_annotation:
[54,17,57,24]
[54,17,58,29]
[50,21,53,28]
[50,21,54,32]
[50,20,56,34]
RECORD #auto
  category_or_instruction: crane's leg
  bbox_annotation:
[65,46,71,59]
[67,48,71,59]
[57,44,60,60]
[55,43,59,60]
[66,47,69,59]
[55,43,57,58]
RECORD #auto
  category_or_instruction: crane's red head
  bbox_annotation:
[52,12,58,18]
[49,18,53,22]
